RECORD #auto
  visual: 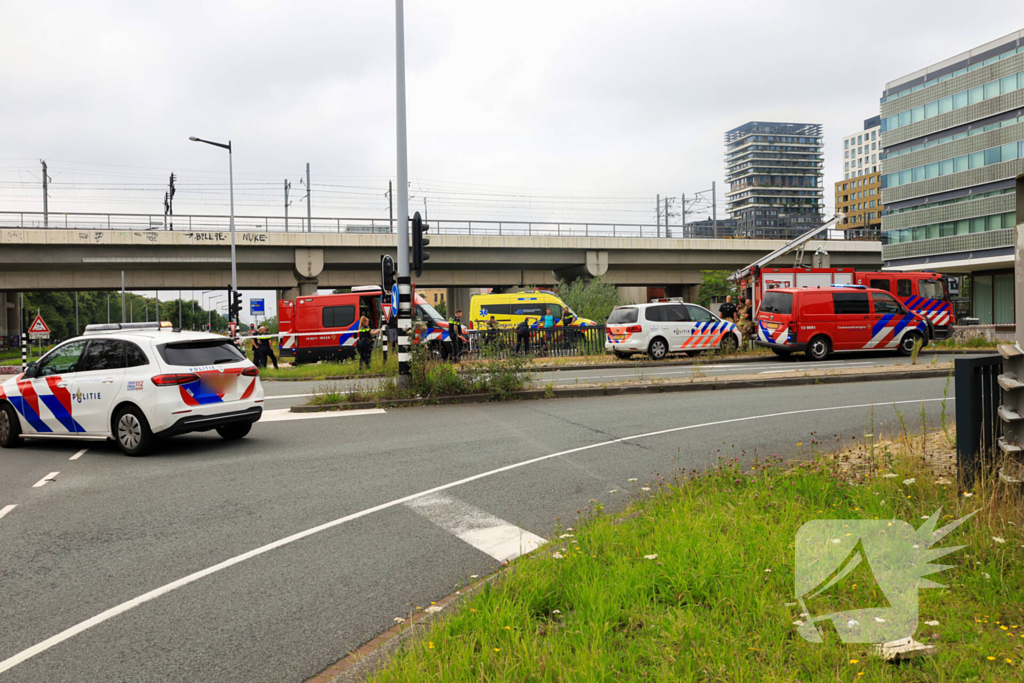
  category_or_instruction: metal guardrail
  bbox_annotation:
[955,354,1003,488]
[0,210,851,241]
[465,326,606,359]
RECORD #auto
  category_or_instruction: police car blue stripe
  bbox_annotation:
[39,395,85,433]
[8,395,52,433]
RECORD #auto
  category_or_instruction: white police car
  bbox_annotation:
[605,300,741,360]
[0,322,264,456]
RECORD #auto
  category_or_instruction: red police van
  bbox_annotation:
[278,287,467,364]
[754,285,929,361]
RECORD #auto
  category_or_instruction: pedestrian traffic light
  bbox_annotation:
[228,286,242,324]
[412,211,430,277]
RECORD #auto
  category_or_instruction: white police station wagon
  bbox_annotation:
[605,301,741,360]
[0,322,264,456]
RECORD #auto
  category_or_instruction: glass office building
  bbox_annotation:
[880,30,1024,325]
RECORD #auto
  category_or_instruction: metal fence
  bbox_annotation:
[955,354,1003,488]
[465,326,606,359]
[0,210,851,241]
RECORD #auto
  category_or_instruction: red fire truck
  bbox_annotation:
[731,217,956,340]
[749,267,955,339]
[278,287,466,364]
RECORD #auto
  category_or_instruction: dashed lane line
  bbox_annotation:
[0,504,16,521]
[257,408,386,422]
[32,472,60,488]
[70,449,87,461]
[0,395,954,675]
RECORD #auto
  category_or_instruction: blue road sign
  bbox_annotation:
[391,284,400,317]
[250,298,265,315]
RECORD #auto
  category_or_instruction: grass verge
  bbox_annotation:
[369,435,1023,682]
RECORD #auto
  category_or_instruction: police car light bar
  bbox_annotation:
[84,321,175,335]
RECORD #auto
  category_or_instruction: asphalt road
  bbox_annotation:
[259,351,953,403]
[0,376,954,682]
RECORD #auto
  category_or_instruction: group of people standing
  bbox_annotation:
[249,327,278,369]
[717,295,755,347]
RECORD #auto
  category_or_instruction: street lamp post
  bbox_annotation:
[190,136,237,339]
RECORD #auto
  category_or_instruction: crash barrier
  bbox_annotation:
[464,325,606,359]
[955,354,1002,489]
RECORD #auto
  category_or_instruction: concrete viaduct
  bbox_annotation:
[0,226,882,333]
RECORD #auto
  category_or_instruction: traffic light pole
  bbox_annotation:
[394,0,411,378]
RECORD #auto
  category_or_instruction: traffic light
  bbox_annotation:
[381,254,395,291]
[228,286,242,324]
[412,211,430,277]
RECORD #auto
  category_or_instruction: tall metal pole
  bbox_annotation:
[395,0,412,378]
[121,271,126,323]
[179,290,182,329]
[75,291,79,336]
[40,160,49,228]
[284,180,291,232]
[712,181,718,239]
[229,144,237,292]
[20,293,27,372]
[388,180,394,232]
[656,194,661,238]
[107,294,110,324]
[305,163,312,233]
[681,193,686,237]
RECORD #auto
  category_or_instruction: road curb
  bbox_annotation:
[260,349,988,382]
[290,367,952,412]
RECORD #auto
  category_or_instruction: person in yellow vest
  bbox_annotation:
[355,315,378,369]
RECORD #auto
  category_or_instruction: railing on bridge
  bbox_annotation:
[0,210,849,241]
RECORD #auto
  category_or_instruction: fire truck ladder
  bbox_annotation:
[729,214,843,284]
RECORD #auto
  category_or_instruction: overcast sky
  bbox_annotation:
[3,1,1023,320]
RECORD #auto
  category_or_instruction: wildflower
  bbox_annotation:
[428,641,434,649]
[793,619,804,626]
[983,572,991,580]
[470,609,476,613]
[882,473,898,478]
[644,554,658,560]
[874,617,886,623]
[847,619,859,628]
[641,486,651,491]
[850,659,859,664]
[993,537,1006,544]
[831,538,842,544]
[552,552,564,559]
[552,609,561,615]
[963,492,974,497]
[902,478,916,485]
[628,478,638,482]
[1007,658,1014,664]
[796,442,803,446]
[987,656,996,661]
[559,534,574,539]
[608,490,617,494]
[470,574,479,579]
[394,617,405,623]
[924,620,939,626]
[504,626,511,630]
[494,648,500,652]
[1001,626,1009,630]
[764,568,771,573]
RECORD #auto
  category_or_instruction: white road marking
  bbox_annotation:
[0,504,16,520]
[548,361,878,382]
[32,472,59,488]
[263,392,318,401]
[405,493,546,562]
[257,408,386,422]
[70,449,88,461]
[0,395,955,674]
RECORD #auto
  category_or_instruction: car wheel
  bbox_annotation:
[114,405,154,457]
[613,351,633,360]
[898,332,923,357]
[806,336,830,362]
[0,402,24,448]
[718,333,738,355]
[217,422,252,440]
[771,347,792,357]
[648,337,669,360]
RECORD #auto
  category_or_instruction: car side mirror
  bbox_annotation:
[24,361,37,378]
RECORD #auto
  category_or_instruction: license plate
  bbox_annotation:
[201,374,236,394]
[765,323,778,330]
[609,334,624,342]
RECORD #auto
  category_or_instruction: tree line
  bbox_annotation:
[17,291,229,342]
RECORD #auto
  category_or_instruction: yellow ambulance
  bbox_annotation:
[469,291,598,329]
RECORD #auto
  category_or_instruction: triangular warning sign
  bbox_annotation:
[28,314,50,334]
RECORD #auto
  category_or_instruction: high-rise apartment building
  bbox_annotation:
[724,121,824,239]
[880,30,1024,326]
[836,116,884,239]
